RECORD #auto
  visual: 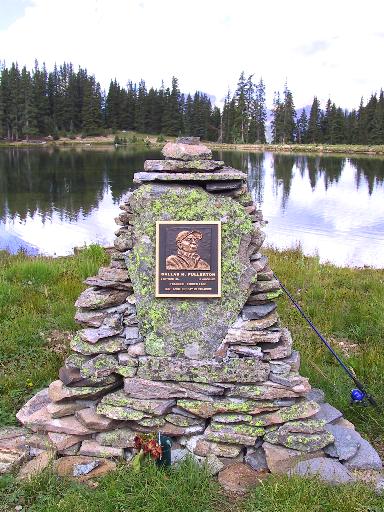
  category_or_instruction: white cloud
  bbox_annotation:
[0,0,383,109]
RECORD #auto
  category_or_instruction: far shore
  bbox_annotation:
[1,133,384,156]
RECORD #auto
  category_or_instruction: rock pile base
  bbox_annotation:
[6,138,382,491]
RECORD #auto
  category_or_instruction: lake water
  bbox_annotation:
[1,146,384,268]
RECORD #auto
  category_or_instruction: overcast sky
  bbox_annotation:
[1,0,384,110]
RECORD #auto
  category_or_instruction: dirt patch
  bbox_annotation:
[44,330,73,358]
[329,337,359,358]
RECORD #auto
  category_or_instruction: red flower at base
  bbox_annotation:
[134,434,162,461]
[134,435,143,450]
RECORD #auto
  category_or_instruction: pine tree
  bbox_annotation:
[272,85,296,143]
[82,76,102,135]
[253,78,266,143]
[233,72,248,143]
[370,90,384,144]
[307,96,321,143]
[271,91,283,143]
[32,61,50,135]
[162,77,182,135]
[20,66,37,139]
[281,84,296,143]
[105,79,122,130]
[135,79,148,133]
[296,109,308,143]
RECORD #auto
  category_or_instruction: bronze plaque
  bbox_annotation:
[156,221,221,298]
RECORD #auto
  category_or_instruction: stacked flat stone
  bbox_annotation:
[10,138,382,487]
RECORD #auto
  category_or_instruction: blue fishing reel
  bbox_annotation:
[351,388,367,404]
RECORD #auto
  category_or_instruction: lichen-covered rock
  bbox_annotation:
[264,421,334,452]
[78,325,124,344]
[79,440,124,459]
[213,413,253,424]
[75,304,133,328]
[70,334,127,355]
[47,400,95,419]
[84,276,133,291]
[144,159,224,172]
[228,345,263,358]
[205,181,243,191]
[162,142,212,161]
[261,328,293,359]
[239,313,280,330]
[127,184,257,359]
[252,280,280,293]
[47,432,89,451]
[99,391,175,415]
[19,406,97,435]
[242,303,277,320]
[58,367,119,387]
[133,169,246,185]
[247,401,320,427]
[48,380,120,402]
[177,398,283,418]
[114,232,134,252]
[96,403,150,421]
[75,288,129,310]
[205,426,262,446]
[123,377,224,400]
[75,408,119,431]
[136,357,270,384]
[80,355,118,379]
[137,417,166,428]
[191,438,242,458]
[95,428,136,448]
[165,413,203,427]
[226,382,307,400]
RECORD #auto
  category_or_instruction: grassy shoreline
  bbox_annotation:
[0,246,383,510]
[1,132,384,156]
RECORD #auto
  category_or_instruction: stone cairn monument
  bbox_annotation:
[7,138,382,488]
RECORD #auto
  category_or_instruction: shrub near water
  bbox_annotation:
[0,245,108,425]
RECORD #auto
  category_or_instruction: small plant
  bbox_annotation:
[131,434,162,471]
[156,134,166,142]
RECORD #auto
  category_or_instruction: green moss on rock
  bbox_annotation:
[127,184,259,359]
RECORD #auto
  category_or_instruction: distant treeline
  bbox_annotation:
[0,61,383,144]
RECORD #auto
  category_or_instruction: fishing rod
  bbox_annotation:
[273,272,377,407]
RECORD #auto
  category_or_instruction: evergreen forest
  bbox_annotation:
[0,61,383,144]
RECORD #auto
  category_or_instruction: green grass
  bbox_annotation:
[0,245,108,424]
[1,245,383,510]
[243,474,383,512]
[0,461,382,512]
[0,458,225,512]
[207,142,384,156]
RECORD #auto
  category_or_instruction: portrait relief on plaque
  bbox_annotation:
[156,221,221,298]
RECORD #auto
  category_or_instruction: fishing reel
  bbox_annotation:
[350,389,376,406]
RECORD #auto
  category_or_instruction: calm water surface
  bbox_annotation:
[1,146,384,267]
